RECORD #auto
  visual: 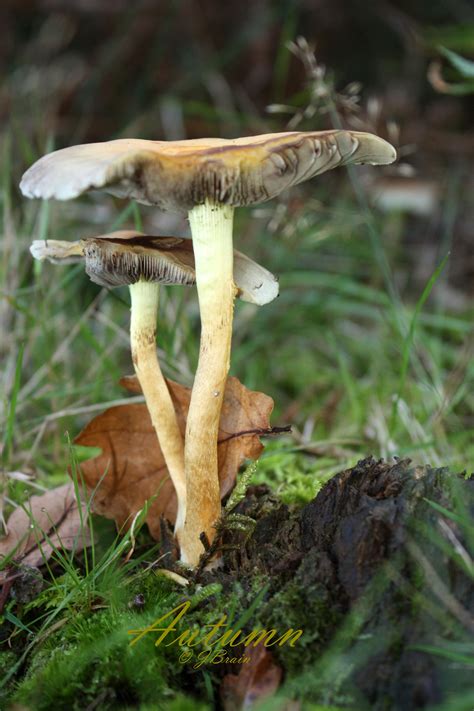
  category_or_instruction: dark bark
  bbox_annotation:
[217,457,473,710]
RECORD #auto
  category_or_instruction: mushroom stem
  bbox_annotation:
[179,201,236,565]
[129,280,186,532]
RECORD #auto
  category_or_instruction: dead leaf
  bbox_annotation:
[0,483,90,580]
[220,643,283,711]
[75,376,273,539]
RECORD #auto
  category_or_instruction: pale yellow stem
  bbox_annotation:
[129,281,186,533]
[179,202,236,566]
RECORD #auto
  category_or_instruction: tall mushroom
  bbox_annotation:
[21,130,396,564]
[30,229,279,536]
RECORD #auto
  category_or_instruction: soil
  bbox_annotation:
[190,456,474,710]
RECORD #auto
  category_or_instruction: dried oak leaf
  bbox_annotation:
[75,376,273,539]
[220,643,283,711]
[0,483,90,580]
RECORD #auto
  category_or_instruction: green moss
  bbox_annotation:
[12,570,189,708]
[258,557,342,675]
[255,440,337,505]
[10,567,233,710]
[14,602,187,710]
[0,649,17,676]
[143,699,210,711]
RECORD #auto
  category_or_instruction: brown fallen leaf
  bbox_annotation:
[220,643,283,711]
[0,483,90,581]
[75,376,274,539]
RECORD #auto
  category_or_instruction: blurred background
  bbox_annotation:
[1,0,473,498]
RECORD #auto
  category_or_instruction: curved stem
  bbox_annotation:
[129,281,186,533]
[179,201,236,566]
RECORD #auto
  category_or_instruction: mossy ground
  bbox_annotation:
[2,458,472,711]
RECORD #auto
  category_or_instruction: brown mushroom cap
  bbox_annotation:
[20,131,396,213]
[30,230,279,305]
[83,231,196,288]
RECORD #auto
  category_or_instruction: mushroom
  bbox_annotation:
[30,229,279,537]
[30,231,279,305]
[21,130,396,565]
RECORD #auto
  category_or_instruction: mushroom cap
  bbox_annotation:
[83,231,196,288]
[30,231,279,305]
[20,131,396,213]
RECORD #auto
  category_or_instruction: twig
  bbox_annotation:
[199,531,211,552]
[218,425,291,444]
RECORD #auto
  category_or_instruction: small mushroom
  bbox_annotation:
[30,230,279,304]
[21,130,396,565]
[30,230,279,536]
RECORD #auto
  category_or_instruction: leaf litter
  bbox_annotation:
[75,376,274,539]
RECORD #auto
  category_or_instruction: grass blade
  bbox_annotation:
[391,253,450,429]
